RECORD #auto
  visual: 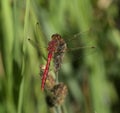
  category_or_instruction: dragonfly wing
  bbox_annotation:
[28,38,47,60]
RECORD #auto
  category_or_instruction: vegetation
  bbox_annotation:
[0,0,120,113]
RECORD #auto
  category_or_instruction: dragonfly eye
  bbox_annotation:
[51,34,61,39]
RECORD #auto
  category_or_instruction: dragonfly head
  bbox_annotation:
[51,33,62,40]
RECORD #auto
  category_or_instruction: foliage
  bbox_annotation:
[0,0,120,113]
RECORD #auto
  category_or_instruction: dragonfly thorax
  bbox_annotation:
[47,34,67,53]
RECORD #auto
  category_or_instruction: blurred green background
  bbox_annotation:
[0,0,120,113]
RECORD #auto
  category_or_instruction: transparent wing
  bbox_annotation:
[60,30,97,68]
[65,29,96,55]
[28,38,47,60]
[28,22,49,60]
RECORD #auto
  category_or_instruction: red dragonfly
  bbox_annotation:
[41,34,67,91]
[28,32,95,91]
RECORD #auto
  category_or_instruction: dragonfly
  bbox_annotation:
[28,32,95,91]
[41,34,67,91]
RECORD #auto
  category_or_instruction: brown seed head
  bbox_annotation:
[46,83,68,107]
